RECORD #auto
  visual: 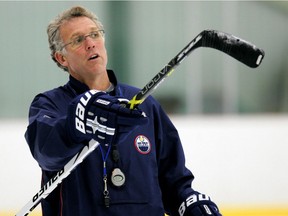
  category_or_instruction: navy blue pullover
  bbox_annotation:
[25,70,195,216]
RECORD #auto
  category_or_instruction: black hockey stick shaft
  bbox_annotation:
[127,29,265,109]
[16,29,264,216]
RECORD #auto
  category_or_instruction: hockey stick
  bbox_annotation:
[128,29,264,109]
[16,139,100,216]
[15,29,264,216]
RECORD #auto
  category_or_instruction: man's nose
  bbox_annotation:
[85,37,96,50]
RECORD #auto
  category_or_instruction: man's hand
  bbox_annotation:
[67,90,147,144]
[178,192,222,216]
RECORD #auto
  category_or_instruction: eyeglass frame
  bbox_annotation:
[60,29,105,51]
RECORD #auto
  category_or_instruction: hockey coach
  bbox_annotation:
[24,5,222,216]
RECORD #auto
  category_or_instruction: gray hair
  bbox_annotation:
[47,6,104,72]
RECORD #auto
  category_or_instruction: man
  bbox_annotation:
[25,6,222,216]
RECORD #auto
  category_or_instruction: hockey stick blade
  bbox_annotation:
[201,30,265,68]
[128,29,265,109]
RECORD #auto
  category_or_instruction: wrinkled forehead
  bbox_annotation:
[59,16,99,40]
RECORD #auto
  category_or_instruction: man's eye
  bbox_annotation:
[74,36,84,45]
[90,32,98,38]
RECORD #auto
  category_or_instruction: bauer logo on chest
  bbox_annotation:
[134,135,151,154]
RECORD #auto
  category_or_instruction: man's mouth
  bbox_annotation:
[88,54,99,60]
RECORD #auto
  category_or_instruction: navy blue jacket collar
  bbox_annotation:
[68,70,118,95]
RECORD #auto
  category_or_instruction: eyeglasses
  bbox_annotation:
[60,30,105,50]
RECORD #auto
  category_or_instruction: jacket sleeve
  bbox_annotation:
[25,93,84,171]
[153,102,196,215]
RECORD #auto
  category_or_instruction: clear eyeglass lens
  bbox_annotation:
[66,30,104,49]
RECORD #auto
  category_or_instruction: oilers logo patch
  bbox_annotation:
[134,135,151,154]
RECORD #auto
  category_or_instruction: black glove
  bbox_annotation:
[67,90,148,145]
[178,191,222,216]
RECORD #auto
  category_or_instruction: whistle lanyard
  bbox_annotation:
[99,144,112,207]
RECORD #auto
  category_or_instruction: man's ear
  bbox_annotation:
[54,52,68,67]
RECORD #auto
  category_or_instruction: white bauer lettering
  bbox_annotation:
[75,90,99,134]
[178,193,211,216]
[75,117,85,134]
[80,91,93,106]
[76,103,85,121]
[178,202,186,216]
